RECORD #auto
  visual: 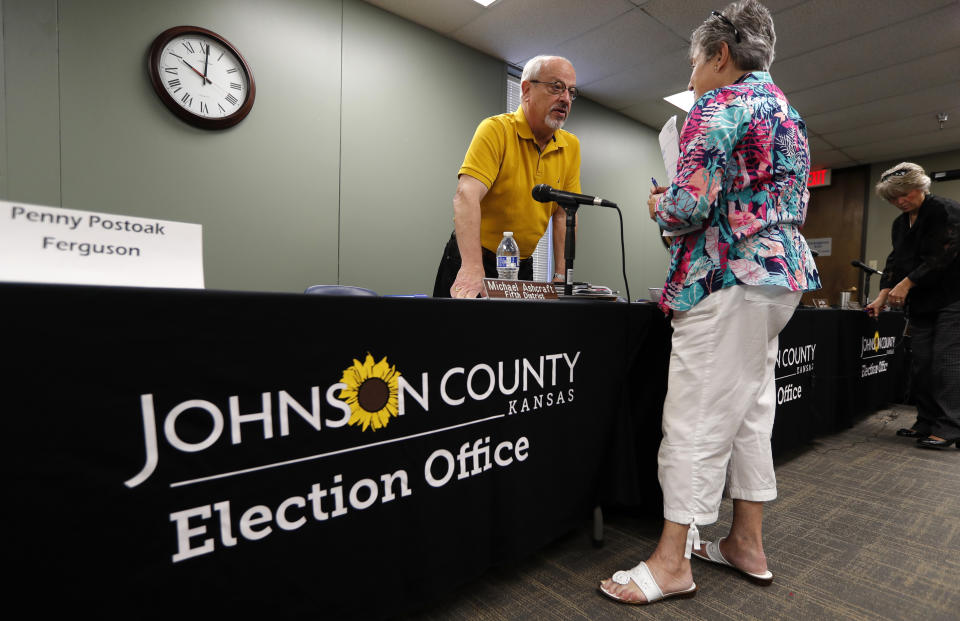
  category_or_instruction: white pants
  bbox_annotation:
[658,285,801,529]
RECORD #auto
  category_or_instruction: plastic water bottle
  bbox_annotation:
[496,231,520,280]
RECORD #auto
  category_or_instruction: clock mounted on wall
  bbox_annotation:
[147,25,255,130]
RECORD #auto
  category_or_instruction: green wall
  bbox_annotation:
[338,0,503,295]
[565,97,669,300]
[0,0,671,296]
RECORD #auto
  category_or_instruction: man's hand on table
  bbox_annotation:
[451,264,485,298]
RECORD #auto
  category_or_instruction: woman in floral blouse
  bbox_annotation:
[601,0,820,606]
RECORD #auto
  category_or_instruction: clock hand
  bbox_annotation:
[181,59,211,85]
[203,44,210,87]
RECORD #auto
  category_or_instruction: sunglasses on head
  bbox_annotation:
[711,11,741,43]
[880,168,909,182]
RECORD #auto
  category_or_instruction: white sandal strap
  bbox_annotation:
[611,561,664,602]
[705,539,731,566]
[700,539,773,580]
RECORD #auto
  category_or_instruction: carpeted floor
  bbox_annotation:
[399,405,960,620]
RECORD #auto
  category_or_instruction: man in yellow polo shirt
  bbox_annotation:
[433,55,582,298]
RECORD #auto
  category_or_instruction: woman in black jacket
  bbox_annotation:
[867,162,960,449]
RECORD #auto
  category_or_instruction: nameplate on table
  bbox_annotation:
[0,200,204,288]
[483,279,558,300]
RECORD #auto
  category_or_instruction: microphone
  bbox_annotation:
[532,184,618,208]
[851,260,882,275]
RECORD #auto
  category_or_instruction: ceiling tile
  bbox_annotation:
[773,0,956,60]
[804,82,960,135]
[773,5,960,94]
[641,0,800,41]
[451,0,636,66]
[842,126,960,162]
[823,108,960,149]
[357,0,960,166]
[785,48,960,117]
[362,0,486,34]
[552,8,688,84]
[581,48,690,110]
[807,135,836,151]
[810,149,859,169]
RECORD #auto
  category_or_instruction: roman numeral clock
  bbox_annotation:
[148,26,255,129]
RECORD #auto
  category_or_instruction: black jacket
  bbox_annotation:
[879,193,960,316]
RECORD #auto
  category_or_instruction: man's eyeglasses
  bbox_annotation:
[529,80,579,101]
[881,168,909,182]
[711,10,741,44]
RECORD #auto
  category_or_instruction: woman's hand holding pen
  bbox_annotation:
[648,177,668,221]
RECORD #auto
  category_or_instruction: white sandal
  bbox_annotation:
[599,561,697,605]
[691,538,774,586]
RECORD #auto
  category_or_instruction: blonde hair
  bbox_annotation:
[875,162,931,202]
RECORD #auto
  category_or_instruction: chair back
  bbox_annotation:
[304,285,377,297]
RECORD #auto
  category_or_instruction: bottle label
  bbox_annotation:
[497,256,519,269]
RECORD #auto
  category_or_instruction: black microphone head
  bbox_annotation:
[532,184,553,202]
[851,260,866,268]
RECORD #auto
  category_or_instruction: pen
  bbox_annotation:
[651,177,659,188]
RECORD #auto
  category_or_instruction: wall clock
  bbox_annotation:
[147,25,255,130]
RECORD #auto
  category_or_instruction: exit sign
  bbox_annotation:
[808,168,832,187]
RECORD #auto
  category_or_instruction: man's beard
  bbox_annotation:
[545,114,565,130]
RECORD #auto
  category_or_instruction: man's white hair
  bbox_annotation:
[520,55,572,82]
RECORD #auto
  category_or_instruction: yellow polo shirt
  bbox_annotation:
[458,106,581,257]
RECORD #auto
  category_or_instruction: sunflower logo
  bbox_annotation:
[338,353,401,431]
[873,331,881,352]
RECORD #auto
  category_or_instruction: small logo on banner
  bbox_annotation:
[337,354,401,432]
[861,331,895,356]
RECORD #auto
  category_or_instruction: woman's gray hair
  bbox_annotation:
[875,162,931,201]
[690,0,776,71]
[520,55,571,82]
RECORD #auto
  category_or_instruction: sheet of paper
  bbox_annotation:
[658,115,679,182]
[656,116,699,237]
[0,200,204,288]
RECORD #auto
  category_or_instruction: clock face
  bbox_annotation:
[148,26,255,129]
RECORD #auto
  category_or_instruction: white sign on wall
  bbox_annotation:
[807,237,832,257]
[0,200,204,288]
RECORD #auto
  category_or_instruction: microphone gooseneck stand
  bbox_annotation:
[851,261,882,306]
[559,199,579,297]
[531,183,630,302]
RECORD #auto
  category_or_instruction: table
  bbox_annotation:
[4,284,905,617]
[771,308,907,454]
[5,283,652,618]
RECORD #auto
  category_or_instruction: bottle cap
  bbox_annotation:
[503,231,513,237]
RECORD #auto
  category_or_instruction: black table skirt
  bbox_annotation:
[4,283,905,618]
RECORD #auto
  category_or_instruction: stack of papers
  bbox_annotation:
[553,282,621,301]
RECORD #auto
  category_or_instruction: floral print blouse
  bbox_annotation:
[655,71,821,313]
